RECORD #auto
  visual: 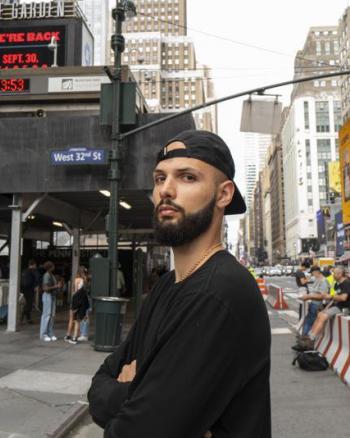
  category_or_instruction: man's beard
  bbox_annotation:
[153,196,216,247]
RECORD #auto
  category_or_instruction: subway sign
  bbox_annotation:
[0,25,66,69]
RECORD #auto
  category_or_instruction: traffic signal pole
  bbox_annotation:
[120,69,350,140]
[107,1,125,297]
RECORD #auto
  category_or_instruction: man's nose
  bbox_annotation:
[159,176,176,200]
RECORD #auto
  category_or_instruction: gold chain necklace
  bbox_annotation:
[178,242,224,282]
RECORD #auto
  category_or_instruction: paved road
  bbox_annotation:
[70,276,350,438]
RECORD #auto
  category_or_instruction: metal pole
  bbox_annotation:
[108,1,124,297]
[7,194,22,333]
[121,69,350,140]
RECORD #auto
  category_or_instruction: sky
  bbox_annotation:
[185,0,350,248]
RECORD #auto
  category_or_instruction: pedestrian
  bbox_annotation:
[64,266,87,343]
[88,130,271,437]
[301,266,350,349]
[300,266,329,335]
[295,261,310,320]
[39,261,58,342]
[20,259,39,324]
[69,286,90,345]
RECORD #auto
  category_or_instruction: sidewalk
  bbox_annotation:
[0,308,132,438]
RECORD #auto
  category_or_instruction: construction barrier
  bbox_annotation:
[267,284,289,310]
[296,300,309,334]
[256,277,268,296]
[316,314,350,386]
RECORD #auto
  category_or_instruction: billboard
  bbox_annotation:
[328,161,341,194]
[316,209,326,244]
[0,25,66,69]
[339,119,350,225]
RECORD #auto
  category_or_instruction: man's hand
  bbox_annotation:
[117,360,137,383]
[301,295,309,301]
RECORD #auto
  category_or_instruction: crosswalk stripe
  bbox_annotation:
[271,328,292,335]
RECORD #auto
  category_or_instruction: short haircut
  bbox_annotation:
[335,266,346,276]
[28,259,36,267]
[310,266,321,273]
[43,261,54,272]
[301,261,310,269]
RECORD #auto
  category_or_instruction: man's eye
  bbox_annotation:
[154,175,165,183]
[182,174,196,181]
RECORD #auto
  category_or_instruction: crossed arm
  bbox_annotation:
[88,294,238,438]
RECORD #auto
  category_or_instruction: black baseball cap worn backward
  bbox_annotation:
[156,130,247,215]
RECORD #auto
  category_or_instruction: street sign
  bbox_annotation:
[50,147,106,165]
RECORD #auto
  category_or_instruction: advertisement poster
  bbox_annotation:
[339,120,350,225]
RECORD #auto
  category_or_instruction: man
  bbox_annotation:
[305,266,350,347]
[324,265,336,297]
[247,264,257,279]
[20,259,39,324]
[294,261,310,321]
[300,266,329,336]
[295,261,310,295]
[88,130,271,438]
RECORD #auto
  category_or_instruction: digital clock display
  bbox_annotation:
[0,78,30,93]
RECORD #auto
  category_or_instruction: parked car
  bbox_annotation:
[263,266,272,276]
[255,267,263,277]
[269,266,282,276]
[284,266,293,276]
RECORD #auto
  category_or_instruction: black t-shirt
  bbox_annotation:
[21,267,39,292]
[295,270,308,290]
[88,251,271,438]
[334,279,350,309]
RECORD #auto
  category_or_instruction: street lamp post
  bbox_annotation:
[108,0,136,296]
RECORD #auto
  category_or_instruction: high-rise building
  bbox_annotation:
[78,0,110,65]
[282,26,341,259]
[118,0,216,131]
[243,132,272,208]
[267,134,286,262]
[339,8,350,122]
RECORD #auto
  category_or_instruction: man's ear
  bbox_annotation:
[216,181,235,209]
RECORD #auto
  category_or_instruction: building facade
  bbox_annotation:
[338,8,350,122]
[243,132,272,208]
[252,175,264,263]
[78,0,110,65]
[261,163,272,264]
[118,0,217,131]
[282,26,341,259]
[267,135,286,263]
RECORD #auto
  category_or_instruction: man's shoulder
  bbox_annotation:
[341,279,350,291]
[204,252,260,307]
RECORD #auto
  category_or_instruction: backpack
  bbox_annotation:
[292,351,328,371]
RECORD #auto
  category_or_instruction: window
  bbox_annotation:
[325,41,331,55]
[315,101,330,132]
[305,139,311,165]
[304,101,310,130]
[316,41,321,55]
[334,101,342,132]
[334,40,339,53]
